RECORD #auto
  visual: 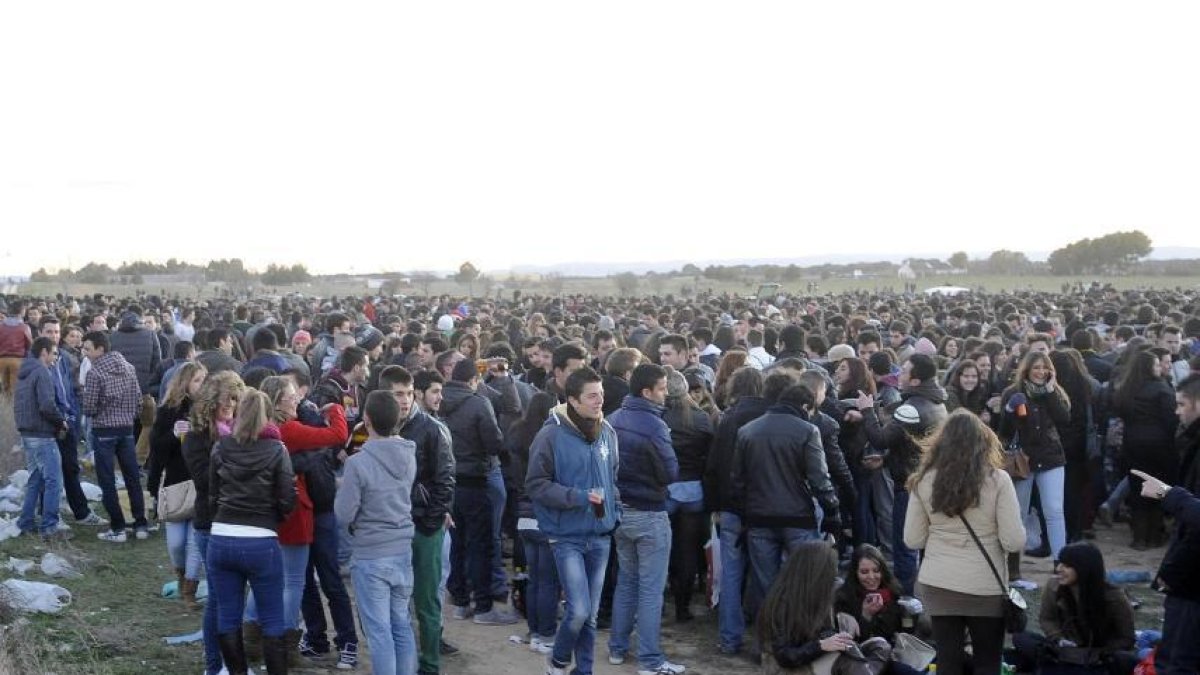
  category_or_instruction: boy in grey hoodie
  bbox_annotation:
[335,390,418,675]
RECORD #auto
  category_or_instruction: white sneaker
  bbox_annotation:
[97,529,127,543]
[545,662,566,675]
[134,527,149,540]
[609,653,626,665]
[529,637,552,655]
[639,661,686,675]
[79,511,108,526]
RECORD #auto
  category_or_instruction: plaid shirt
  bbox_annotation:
[82,351,141,429]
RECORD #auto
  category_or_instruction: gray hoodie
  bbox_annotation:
[335,436,417,559]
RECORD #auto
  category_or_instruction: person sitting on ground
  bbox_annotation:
[834,544,905,644]
[757,541,892,675]
[1009,542,1137,674]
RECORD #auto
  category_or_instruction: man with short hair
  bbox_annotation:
[440,359,516,625]
[414,370,445,416]
[1152,374,1200,673]
[335,390,418,675]
[310,345,370,425]
[526,366,620,675]
[418,335,448,371]
[196,328,242,375]
[855,353,947,593]
[39,318,104,526]
[889,320,914,363]
[108,305,162,396]
[603,348,640,416]
[590,330,616,372]
[690,328,721,371]
[309,313,354,377]
[1162,326,1192,387]
[856,331,882,361]
[245,328,290,374]
[545,343,588,403]
[82,331,148,543]
[0,300,34,396]
[606,364,686,675]
[15,337,71,540]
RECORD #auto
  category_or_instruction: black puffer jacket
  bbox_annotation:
[999,385,1071,471]
[704,395,770,514]
[397,407,456,535]
[732,403,839,531]
[209,426,297,531]
[1158,419,1200,601]
[108,313,162,395]
[439,381,504,486]
[148,400,191,496]
[663,404,714,483]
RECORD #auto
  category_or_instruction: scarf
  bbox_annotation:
[566,404,601,444]
[1024,381,1053,398]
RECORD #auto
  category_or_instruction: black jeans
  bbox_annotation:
[931,614,1005,674]
[668,503,706,611]
[58,427,90,520]
[300,511,358,649]
[448,484,495,613]
[1159,595,1200,674]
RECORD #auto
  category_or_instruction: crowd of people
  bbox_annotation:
[4,281,1200,674]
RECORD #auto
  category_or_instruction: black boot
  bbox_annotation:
[217,631,249,675]
[262,634,290,675]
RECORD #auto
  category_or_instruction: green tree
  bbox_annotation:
[613,272,639,297]
[948,251,969,270]
[455,261,480,296]
[1047,230,1152,275]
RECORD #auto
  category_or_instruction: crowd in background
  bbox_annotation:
[4,282,1200,674]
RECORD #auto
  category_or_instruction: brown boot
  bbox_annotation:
[243,621,263,665]
[282,628,303,668]
[181,579,201,611]
[174,568,185,596]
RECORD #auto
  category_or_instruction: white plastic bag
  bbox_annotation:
[4,557,35,575]
[79,481,103,502]
[0,516,21,542]
[0,484,22,501]
[8,470,30,490]
[0,579,73,613]
[0,499,20,513]
[41,552,82,579]
[705,521,722,609]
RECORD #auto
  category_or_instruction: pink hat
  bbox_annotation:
[913,336,938,356]
[291,330,312,345]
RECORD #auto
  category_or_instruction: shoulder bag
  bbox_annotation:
[959,515,1028,633]
[158,479,196,522]
[1003,430,1031,480]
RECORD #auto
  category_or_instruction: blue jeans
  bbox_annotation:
[549,536,610,675]
[717,511,746,653]
[487,466,509,598]
[301,511,358,649]
[892,487,918,595]
[521,529,561,639]
[91,429,146,531]
[448,484,494,613]
[245,543,308,630]
[18,436,61,535]
[208,534,286,637]
[165,520,203,579]
[746,526,820,594]
[194,530,222,675]
[1014,466,1066,560]
[351,552,417,675]
[609,508,673,670]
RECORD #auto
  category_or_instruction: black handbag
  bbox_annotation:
[959,515,1028,633]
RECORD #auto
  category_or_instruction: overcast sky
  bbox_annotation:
[2,2,1197,276]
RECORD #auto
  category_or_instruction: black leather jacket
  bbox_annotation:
[732,403,839,531]
[209,429,296,531]
[397,407,456,535]
[705,396,770,514]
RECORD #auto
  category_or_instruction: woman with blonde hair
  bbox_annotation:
[181,370,245,675]
[999,350,1071,561]
[148,361,208,609]
[905,410,1026,674]
[207,389,297,674]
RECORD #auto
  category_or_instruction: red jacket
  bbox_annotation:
[276,406,349,545]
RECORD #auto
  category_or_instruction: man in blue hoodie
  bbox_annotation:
[15,337,71,541]
[335,390,418,675]
[526,366,620,675]
[606,364,686,675]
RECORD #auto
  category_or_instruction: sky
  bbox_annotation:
[2,2,1198,276]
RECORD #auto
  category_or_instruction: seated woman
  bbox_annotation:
[834,545,905,643]
[1010,542,1137,674]
[758,541,891,675]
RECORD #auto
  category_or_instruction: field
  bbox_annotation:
[14,272,1200,306]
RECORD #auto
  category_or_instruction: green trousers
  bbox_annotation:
[413,526,445,674]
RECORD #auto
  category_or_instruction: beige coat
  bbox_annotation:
[904,467,1026,596]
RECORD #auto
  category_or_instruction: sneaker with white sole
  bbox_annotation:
[336,641,358,670]
[545,661,567,675]
[609,653,626,665]
[472,608,519,625]
[451,605,474,620]
[78,511,108,526]
[638,660,686,675]
[134,527,150,540]
[98,529,127,543]
[529,637,553,655]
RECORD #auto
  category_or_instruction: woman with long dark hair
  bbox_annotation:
[1010,543,1136,674]
[1111,349,1178,549]
[834,544,904,643]
[945,360,990,422]
[835,357,889,551]
[905,410,1026,674]
[662,367,714,622]
[508,392,561,654]
[1050,349,1099,544]
[757,542,891,674]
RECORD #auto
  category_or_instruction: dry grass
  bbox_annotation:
[0,395,21,480]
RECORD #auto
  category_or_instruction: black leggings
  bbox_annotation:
[931,614,1005,674]
[669,508,707,608]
